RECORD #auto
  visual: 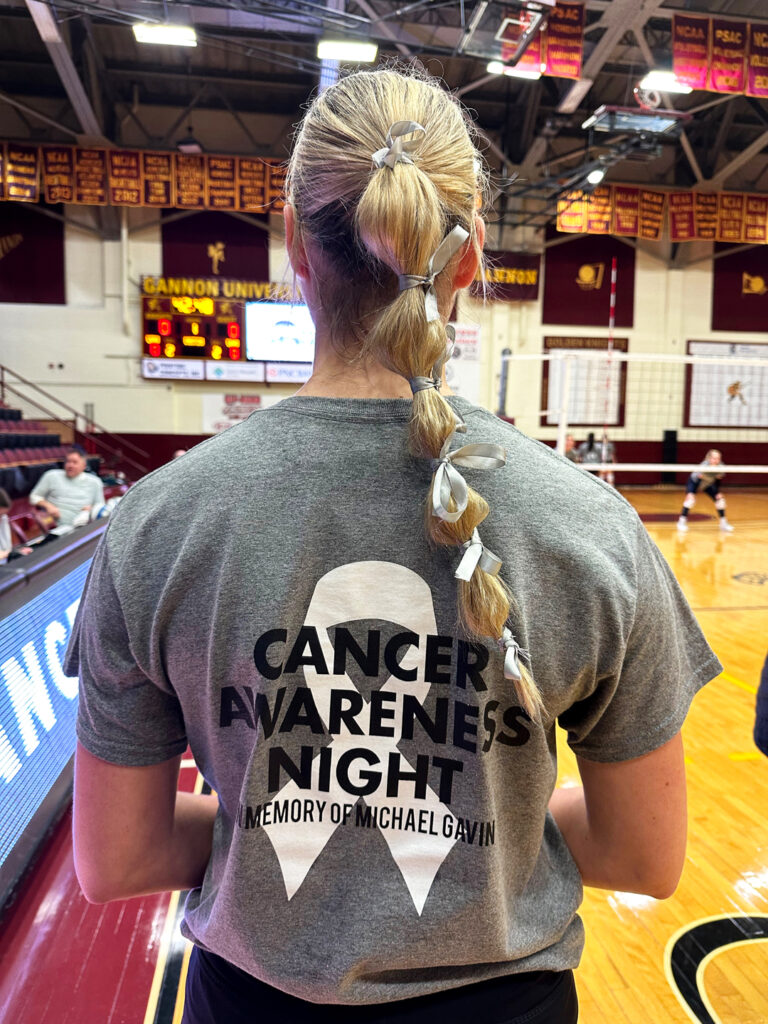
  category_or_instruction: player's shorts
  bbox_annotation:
[686,476,719,499]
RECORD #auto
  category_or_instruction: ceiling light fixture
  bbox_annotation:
[176,126,203,154]
[133,23,197,46]
[586,167,606,185]
[317,40,377,62]
[487,60,542,80]
[639,70,692,95]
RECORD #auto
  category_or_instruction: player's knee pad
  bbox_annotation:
[683,494,696,509]
[715,495,726,511]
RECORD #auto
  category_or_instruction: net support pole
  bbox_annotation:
[601,256,617,461]
[556,354,573,455]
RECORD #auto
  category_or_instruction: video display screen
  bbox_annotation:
[245,301,315,364]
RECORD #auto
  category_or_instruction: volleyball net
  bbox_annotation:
[500,345,768,487]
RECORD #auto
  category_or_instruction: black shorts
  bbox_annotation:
[182,947,578,1024]
[686,477,719,499]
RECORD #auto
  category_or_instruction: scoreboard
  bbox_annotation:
[142,295,243,362]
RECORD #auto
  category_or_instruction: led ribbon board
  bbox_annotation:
[0,560,90,870]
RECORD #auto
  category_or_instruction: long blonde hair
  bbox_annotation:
[287,68,542,718]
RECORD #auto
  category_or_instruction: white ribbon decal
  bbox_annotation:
[262,561,458,915]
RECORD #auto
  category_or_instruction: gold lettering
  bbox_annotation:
[677,25,706,40]
[715,29,743,46]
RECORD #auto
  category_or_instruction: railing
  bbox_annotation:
[0,364,149,478]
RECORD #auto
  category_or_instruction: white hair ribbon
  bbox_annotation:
[500,627,523,683]
[409,330,459,395]
[454,527,502,582]
[399,225,470,322]
[372,120,426,170]
[430,438,506,523]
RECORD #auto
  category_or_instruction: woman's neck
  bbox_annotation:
[294,325,451,399]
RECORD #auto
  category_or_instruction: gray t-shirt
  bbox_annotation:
[30,468,104,526]
[65,396,720,1005]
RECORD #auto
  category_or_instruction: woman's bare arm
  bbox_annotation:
[549,732,687,899]
[73,742,218,904]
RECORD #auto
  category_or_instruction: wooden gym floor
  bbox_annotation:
[561,487,768,1024]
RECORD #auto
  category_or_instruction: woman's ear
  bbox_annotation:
[452,213,485,291]
[283,204,310,280]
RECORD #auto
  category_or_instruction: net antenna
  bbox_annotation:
[601,256,617,478]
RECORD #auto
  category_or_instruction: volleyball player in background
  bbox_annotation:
[576,432,615,485]
[677,449,734,533]
[67,68,721,1024]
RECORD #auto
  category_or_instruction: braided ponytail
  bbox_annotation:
[287,67,542,719]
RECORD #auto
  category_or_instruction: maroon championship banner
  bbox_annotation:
[265,163,287,210]
[174,153,206,210]
[74,147,107,205]
[542,229,635,328]
[237,158,266,211]
[544,2,585,80]
[611,186,639,236]
[673,14,709,90]
[470,250,540,300]
[585,186,611,234]
[638,190,665,241]
[555,189,587,233]
[716,192,746,243]
[206,155,237,210]
[0,201,65,303]
[747,24,768,98]
[5,144,39,202]
[2,143,288,212]
[694,193,718,240]
[42,146,74,204]
[744,194,768,243]
[108,150,142,206]
[162,209,269,281]
[555,184,768,242]
[143,151,175,207]
[711,243,768,331]
[669,192,696,242]
[709,19,748,94]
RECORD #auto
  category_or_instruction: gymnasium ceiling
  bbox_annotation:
[1,0,768,234]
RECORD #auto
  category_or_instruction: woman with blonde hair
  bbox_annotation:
[67,68,720,1024]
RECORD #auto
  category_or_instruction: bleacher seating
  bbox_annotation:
[0,405,100,499]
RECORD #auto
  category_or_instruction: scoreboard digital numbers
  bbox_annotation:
[142,295,243,363]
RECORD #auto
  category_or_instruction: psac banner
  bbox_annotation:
[557,186,768,244]
[0,142,287,212]
[500,2,584,79]
[673,15,768,98]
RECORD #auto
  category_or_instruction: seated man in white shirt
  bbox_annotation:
[30,446,105,530]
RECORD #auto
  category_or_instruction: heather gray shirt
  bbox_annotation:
[65,396,720,1005]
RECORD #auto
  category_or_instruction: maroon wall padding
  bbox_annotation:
[539,439,765,486]
[0,203,65,304]
[115,433,766,486]
[542,226,635,327]
[711,242,768,332]
[161,210,269,280]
